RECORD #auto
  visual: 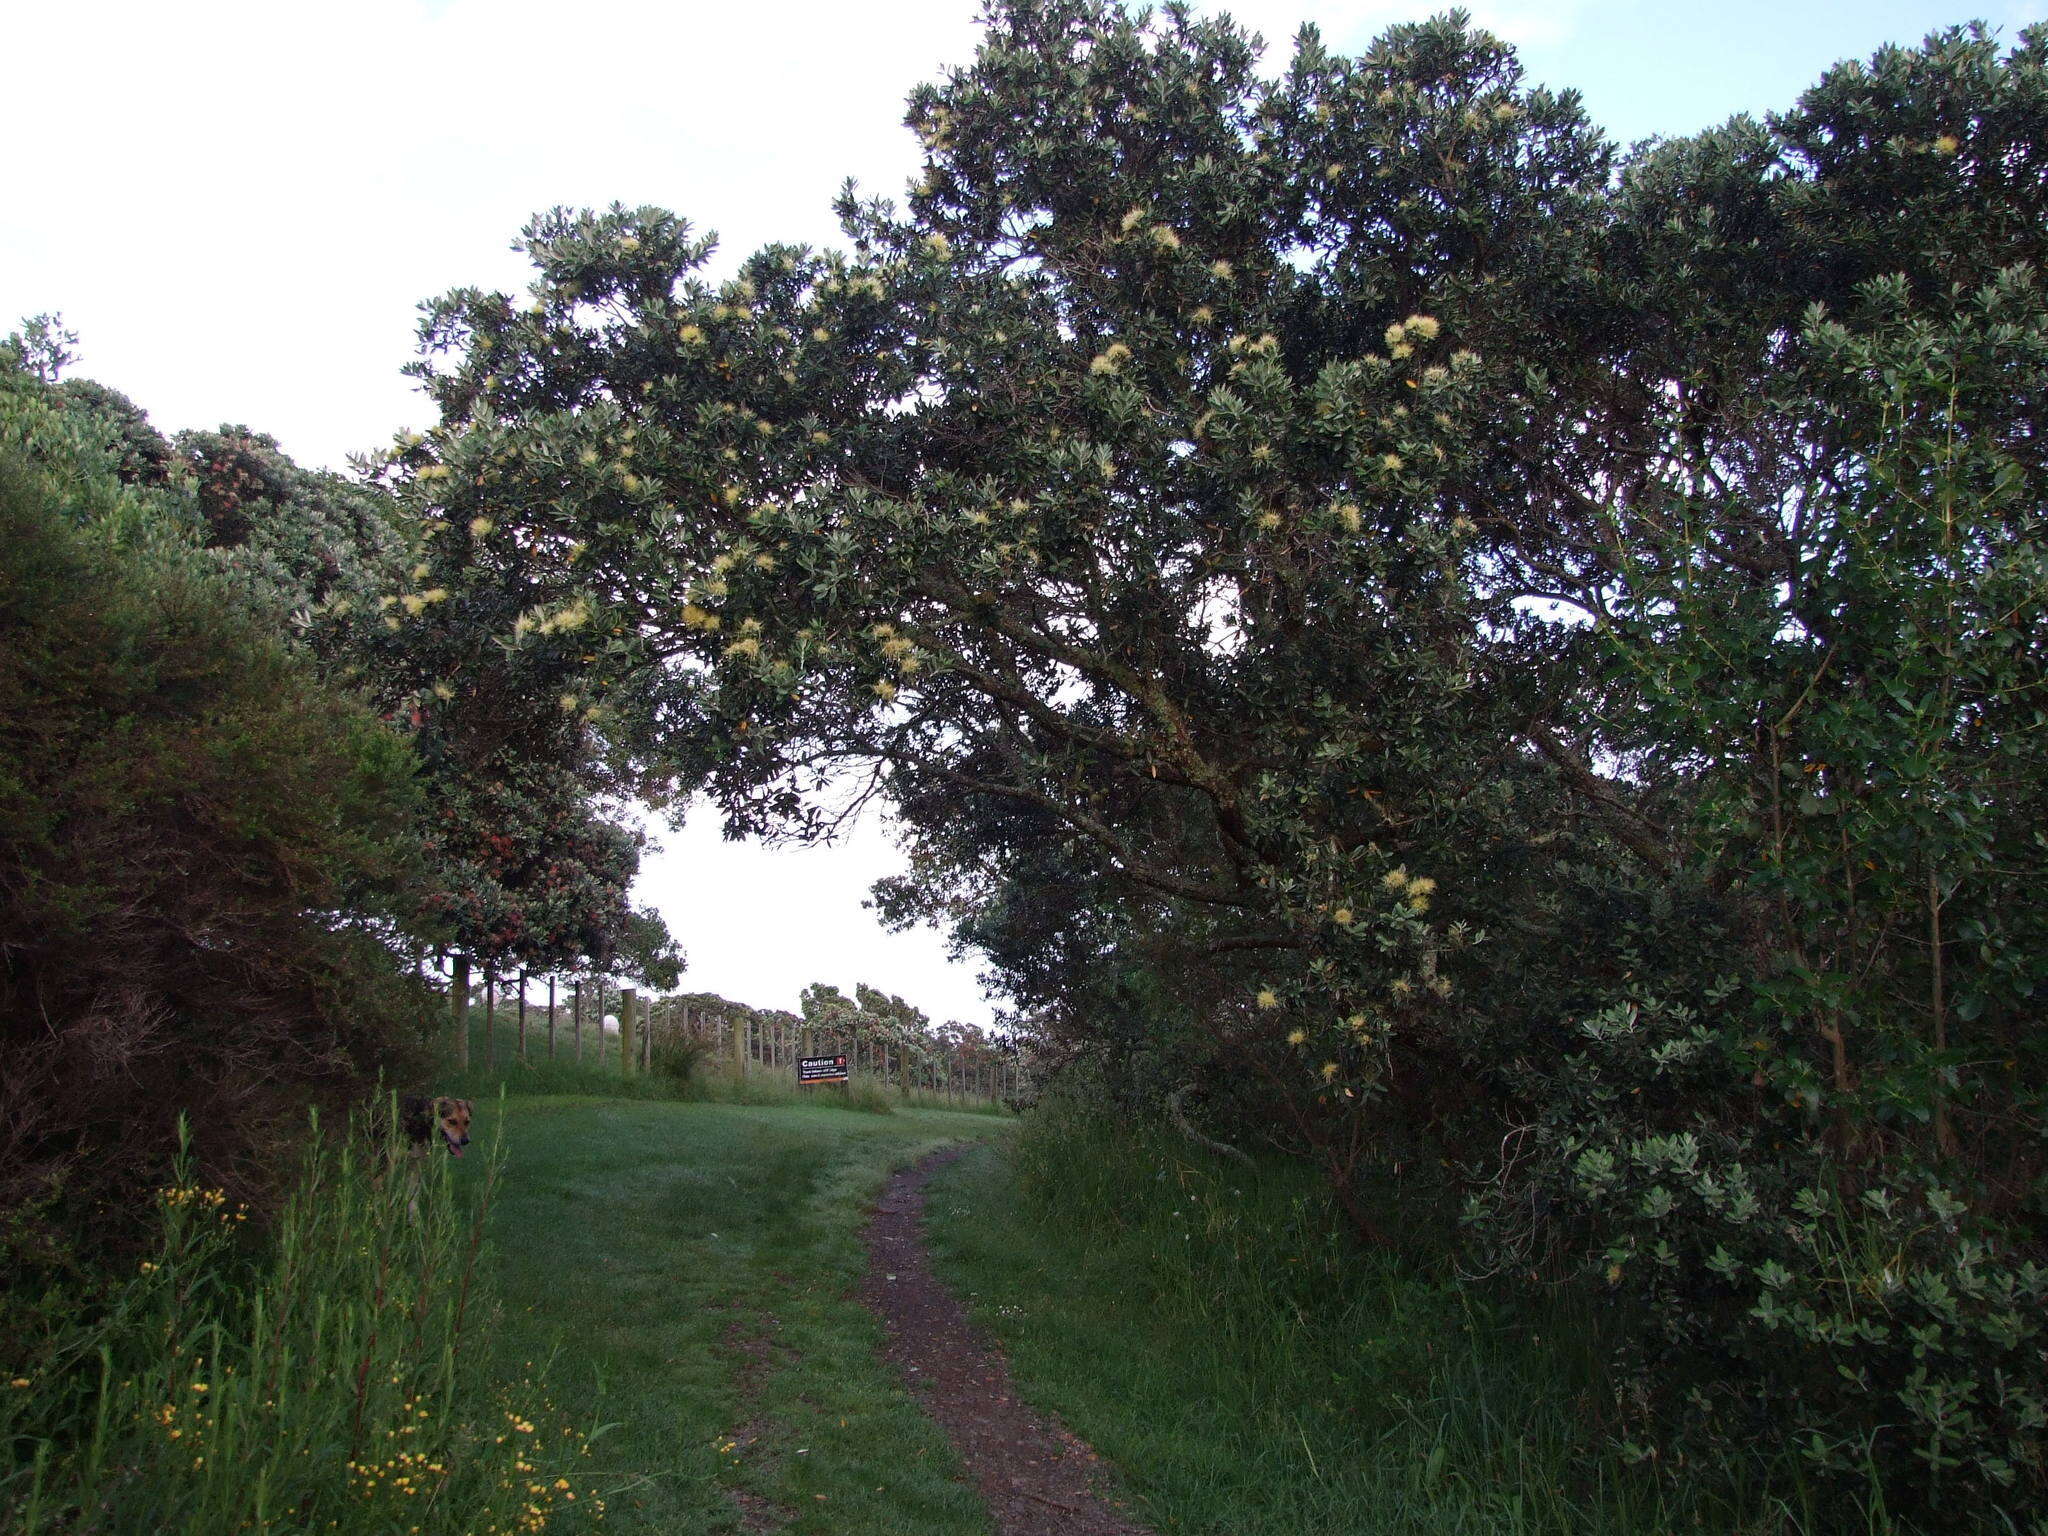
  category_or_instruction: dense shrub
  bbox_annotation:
[0,441,436,1268]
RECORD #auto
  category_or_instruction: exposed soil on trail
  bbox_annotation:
[858,1146,1154,1536]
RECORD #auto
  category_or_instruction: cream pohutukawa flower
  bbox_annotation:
[1256,988,1280,1010]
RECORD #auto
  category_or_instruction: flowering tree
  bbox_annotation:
[395,5,2048,1517]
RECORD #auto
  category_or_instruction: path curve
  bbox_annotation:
[858,1146,1154,1536]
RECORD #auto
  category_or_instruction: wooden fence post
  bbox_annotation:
[450,955,471,1070]
[547,975,557,1059]
[517,974,528,1060]
[731,1010,746,1077]
[620,987,638,1076]
[573,978,583,1061]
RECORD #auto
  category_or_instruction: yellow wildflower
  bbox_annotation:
[1286,1028,1307,1046]
[1256,988,1280,1010]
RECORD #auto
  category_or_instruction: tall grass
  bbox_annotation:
[927,1099,1833,1535]
[1,1108,604,1535]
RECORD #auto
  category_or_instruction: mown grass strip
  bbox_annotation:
[474,1094,1009,1535]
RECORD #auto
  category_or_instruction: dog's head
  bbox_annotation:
[432,1097,473,1157]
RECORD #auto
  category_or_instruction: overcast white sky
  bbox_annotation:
[9,0,2031,1026]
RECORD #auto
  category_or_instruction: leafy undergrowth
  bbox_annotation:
[474,1094,1008,1535]
[921,1109,1842,1536]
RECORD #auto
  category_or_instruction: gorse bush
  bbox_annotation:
[0,421,437,1267]
[0,1109,605,1535]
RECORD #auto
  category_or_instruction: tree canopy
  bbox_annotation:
[376,4,2048,1520]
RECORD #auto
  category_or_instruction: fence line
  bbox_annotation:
[434,962,1026,1106]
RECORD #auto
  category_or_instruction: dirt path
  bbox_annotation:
[858,1146,1154,1536]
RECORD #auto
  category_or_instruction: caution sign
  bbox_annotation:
[798,1054,849,1085]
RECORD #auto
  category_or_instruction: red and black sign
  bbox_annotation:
[798,1054,849,1085]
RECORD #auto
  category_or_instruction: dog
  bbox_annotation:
[398,1094,473,1159]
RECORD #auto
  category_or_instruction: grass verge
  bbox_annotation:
[921,1105,1828,1536]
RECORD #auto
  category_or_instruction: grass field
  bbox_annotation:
[10,1080,1843,1534]
[470,1093,1007,1535]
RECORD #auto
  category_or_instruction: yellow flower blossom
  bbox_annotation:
[1150,224,1182,250]
[1211,259,1233,279]
[679,324,704,344]
[1320,1062,1339,1081]
[1382,453,1405,472]
[873,679,898,701]
[1333,907,1353,924]
[1256,988,1280,1010]
[1090,342,1132,375]
[1336,503,1362,532]
[1286,1028,1306,1045]
[469,516,494,537]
